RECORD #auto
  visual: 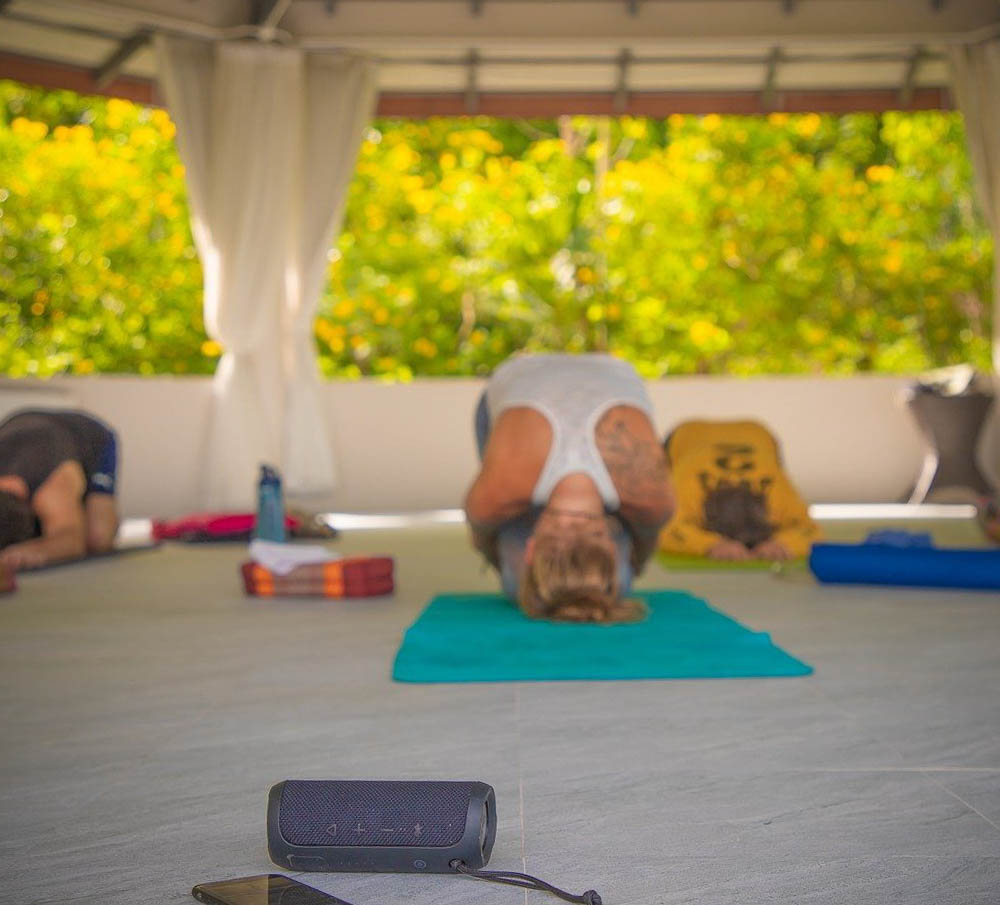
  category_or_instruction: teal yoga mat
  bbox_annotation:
[393,590,812,683]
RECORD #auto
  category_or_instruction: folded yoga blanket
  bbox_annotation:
[240,557,394,598]
[393,590,812,682]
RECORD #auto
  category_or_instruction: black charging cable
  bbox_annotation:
[450,860,603,905]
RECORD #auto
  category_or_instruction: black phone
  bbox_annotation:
[192,874,355,905]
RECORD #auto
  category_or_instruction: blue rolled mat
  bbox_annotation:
[809,543,1000,590]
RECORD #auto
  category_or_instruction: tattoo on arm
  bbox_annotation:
[595,417,669,509]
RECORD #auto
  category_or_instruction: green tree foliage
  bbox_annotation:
[0,80,992,379]
[0,83,206,376]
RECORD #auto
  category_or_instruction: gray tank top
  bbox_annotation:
[485,354,654,509]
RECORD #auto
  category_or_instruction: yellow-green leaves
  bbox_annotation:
[0,81,992,380]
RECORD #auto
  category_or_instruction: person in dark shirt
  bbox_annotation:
[0,409,120,571]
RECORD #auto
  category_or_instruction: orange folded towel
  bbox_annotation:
[240,556,394,598]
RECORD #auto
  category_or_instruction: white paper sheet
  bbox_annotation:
[248,539,340,575]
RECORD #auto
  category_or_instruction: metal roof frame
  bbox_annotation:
[1,1,996,114]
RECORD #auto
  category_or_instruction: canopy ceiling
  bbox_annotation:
[1,0,998,114]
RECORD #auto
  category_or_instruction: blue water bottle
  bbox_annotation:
[256,464,286,542]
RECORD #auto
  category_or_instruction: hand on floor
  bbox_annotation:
[708,539,752,560]
[753,539,793,561]
[0,546,46,572]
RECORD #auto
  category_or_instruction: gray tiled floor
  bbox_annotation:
[0,520,998,905]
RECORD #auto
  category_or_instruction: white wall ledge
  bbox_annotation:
[2,373,997,517]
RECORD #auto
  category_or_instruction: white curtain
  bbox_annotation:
[283,55,377,497]
[155,36,376,507]
[949,39,1000,373]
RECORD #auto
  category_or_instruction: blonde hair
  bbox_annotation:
[519,533,646,624]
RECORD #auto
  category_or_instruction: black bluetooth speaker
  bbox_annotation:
[267,780,497,873]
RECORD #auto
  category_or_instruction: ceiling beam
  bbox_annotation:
[5,1,997,53]
[282,0,998,50]
[0,50,156,104]
[93,29,151,90]
[377,87,952,118]
[0,11,958,71]
[0,50,954,116]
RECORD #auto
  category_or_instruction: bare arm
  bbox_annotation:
[0,462,87,571]
[85,493,119,554]
[595,410,675,572]
[765,472,822,558]
[464,478,503,570]
[621,505,673,573]
[464,479,531,570]
[659,514,731,557]
[464,409,545,569]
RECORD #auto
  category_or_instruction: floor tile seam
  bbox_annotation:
[513,685,528,905]
[783,767,1000,774]
[509,768,1000,785]
[471,855,1000,863]
[920,771,1000,833]
[797,680,943,771]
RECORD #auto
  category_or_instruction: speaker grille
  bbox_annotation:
[278,780,473,848]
